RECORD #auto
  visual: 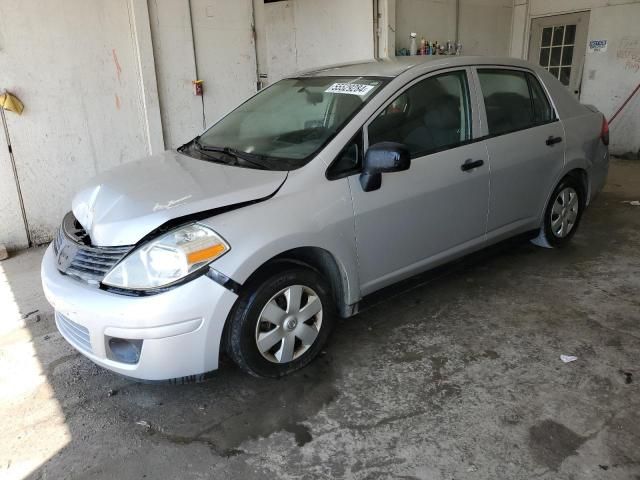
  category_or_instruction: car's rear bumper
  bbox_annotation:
[41,245,238,380]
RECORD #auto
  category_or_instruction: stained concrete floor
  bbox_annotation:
[1,159,639,480]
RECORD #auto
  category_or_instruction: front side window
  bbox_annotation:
[477,69,554,136]
[192,76,385,170]
[368,70,471,157]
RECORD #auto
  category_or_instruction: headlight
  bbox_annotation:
[102,223,229,290]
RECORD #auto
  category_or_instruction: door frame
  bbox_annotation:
[350,66,490,294]
[527,11,591,98]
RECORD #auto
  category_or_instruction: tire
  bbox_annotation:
[225,265,335,378]
[532,176,585,248]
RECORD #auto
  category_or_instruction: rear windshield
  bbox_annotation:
[195,76,386,170]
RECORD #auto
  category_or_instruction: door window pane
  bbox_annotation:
[564,24,576,45]
[553,26,564,45]
[368,71,471,156]
[478,69,554,135]
[539,47,550,67]
[541,27,553,47]
[561,46,574,66]
[537,22,578,88]
[478,70,533,135]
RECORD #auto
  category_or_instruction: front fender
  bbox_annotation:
[201,176,361,307]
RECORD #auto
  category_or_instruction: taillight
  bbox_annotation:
[600,116,610,146]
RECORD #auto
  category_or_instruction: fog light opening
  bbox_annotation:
[107,337,143,364]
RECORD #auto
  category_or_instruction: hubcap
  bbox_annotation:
[255,285,323,364]
[551,187,579,238]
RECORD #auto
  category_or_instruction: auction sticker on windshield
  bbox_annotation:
[325,83,375,96]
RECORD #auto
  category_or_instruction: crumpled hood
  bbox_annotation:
[72,150,287,246]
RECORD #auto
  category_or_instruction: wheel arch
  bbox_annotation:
[219,246,356,359]
[564,167,590,205]
[240,246,356,319]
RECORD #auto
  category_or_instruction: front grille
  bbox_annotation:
[54,212,132,285]
[55,311,93,354]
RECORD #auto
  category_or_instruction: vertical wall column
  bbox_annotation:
[378,0,397,58]
[510,0,529,59]
[129,0,165,154]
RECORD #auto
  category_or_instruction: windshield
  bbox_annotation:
[191,76,386,170]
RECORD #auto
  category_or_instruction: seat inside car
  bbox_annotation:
[403,95,460,152]
[368,79,462,153]
[484,92,531,134]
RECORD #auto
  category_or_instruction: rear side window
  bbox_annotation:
[477,69,555,136]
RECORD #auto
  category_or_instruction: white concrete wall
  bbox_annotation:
[394,0,513,56]
[148,0,202,149]
[510,0,640,157]
[190,0,258,124]
[395,0,457,51]
[259,0,375,84]
[458,0,513,56]
[0,0,377,250]
[0,0,159,247]
[0,122,28,250]
[581,3,640,157]
[150,0,258,147]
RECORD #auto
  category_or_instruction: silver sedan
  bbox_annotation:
[42,56,609,380]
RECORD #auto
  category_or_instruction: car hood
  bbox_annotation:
[71,150,287,246]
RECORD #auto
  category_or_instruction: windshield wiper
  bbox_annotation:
[196,143,268,170]
[184,138,234,166]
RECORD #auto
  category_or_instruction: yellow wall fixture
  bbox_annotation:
[0,91,24,115]
[1,90,31,247]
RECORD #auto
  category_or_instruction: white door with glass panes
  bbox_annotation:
[528,12,590,98]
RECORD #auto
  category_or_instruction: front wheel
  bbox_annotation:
[532,176,585,248]
[225,266,335,377]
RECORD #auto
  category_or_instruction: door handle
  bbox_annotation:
[546,135,563,146]
[460,159,484,172]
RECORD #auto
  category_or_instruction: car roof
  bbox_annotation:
[297,56,538,78]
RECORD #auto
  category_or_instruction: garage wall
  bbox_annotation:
[0,0,378,251]
[510,0,640,157]
[257,0,375,84]
[0,0,161,248]
[0,124,28,250]
[149,0,258,149]
[148,0,202,150]
[395,0,514,56]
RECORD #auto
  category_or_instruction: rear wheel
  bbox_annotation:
[532,176,584,248]
[225,266,334,377]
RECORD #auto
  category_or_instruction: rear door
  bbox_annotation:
[475,68,565,240]
[347,68,490,295]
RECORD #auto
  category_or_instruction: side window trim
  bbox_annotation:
[525,71,557,122]
[474,66,560,140]
[363,68,475,158]
[325,129,364,180]
[325,65,560,180]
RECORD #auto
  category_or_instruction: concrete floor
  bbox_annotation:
[1,159,639,480]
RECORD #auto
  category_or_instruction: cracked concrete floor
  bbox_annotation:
[1,159,639,480]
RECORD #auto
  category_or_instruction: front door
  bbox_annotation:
[528,12,590,98]
[348,69,490,295]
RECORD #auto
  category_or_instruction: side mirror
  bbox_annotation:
[359,142,411,192]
